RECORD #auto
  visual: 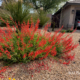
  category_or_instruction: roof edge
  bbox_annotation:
[53,1,80,15]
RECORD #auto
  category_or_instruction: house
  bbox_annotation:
[51,0,80,30]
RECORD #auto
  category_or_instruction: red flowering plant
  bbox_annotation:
[0,17,79,65]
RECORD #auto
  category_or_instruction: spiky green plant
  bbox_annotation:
[0,9,14,26]
[3,1,31,30]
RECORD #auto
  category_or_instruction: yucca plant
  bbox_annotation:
[3,1,31,30]
[0,9,14,27]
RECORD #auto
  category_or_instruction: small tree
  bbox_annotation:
[23,0,69,12]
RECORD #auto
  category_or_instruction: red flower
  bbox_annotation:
[44,46,52,52]
[28,51,34,57]
[23,54,27,58]
[27,44,33,48]
[51,41,55,45]
[38,39,47,47]
[63,61,70,65]
[34,50,42,59]
[7,54,11,59]
[51,47,57,56]
[36,36,39,42]
[65,54,75,61]
[0,53,2,57]
[70,26,73,30]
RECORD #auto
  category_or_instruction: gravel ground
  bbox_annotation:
[0,31,80,80]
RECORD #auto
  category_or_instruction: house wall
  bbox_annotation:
[68,5,80,29]
[57,4,80,30]
[68,6,75,28]
[59,6,71,29]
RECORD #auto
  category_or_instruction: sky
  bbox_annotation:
[0,1,2,6]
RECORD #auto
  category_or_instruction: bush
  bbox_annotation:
[37,10,50,28]
[2,1,31,30]
[0,18,78,65]
[0,9,14,27]
[61,30,66,33]
[31,11,50,29]
[66,30,73,32]
[61,29,73,33]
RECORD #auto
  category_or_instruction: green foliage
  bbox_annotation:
[31,13,38,24]
[61,29,73,33]
[23,0,69,12]
[66,29,73,32]
[2,1,31,28]
[55,44,63,57]
[61,30,66,33]
[31,10,50,28]
[37,10,49,28]
[0,9,14,26]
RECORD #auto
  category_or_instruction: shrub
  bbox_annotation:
[61,30,66,33]
[37,10,50,28]
[0,9,14,27]
[2,1,31,30]
[61,30,73,33]
[66,30,73,32]
[0,18,78,65]
[31,11,50,29]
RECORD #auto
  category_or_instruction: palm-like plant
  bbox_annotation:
[3,1,31,30]
[0,8,14,27]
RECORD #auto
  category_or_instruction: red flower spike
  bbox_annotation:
[28,51,34,57]
[72,27,77,33]
[70,26,73,30]
[31,75,33,77]
[38,39,47,47]
[55,26,63,32]
[23,54,27,58]
[51,47,57,56]
[0,53,2,57]
[10,16,13,21]
[63,61,70,65]
[37,18,40,23]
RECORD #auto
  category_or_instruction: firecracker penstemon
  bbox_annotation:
[0,18,79,65]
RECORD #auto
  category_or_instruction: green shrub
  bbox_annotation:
[2,1,31,30]
[37,10,50,28]
[66,30,73,32]
[61,29,73,33]
[31,10,50,29]
[61,30,66,33]
[0,9,14,26]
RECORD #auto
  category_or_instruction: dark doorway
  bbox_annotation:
[51,14,60,29]
[74,10,80,29]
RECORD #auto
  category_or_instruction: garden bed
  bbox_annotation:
[0,31,79,80]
